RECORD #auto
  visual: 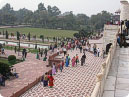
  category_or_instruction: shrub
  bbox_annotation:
[8,55,16,64]
[0,62,11,77]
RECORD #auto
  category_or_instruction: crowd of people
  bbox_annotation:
[41,37,105,88]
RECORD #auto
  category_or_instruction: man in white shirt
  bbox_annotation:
[97,48,100,57]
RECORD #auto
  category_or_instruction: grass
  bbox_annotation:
[0,27,78,38]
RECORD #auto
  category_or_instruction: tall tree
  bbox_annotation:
[5,30,8,39]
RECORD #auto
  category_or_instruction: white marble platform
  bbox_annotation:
[103,47,129,97]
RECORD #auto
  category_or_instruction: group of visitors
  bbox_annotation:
[22,48,28,59]
[93,44,102,57]
[52,61,64,75]
[41,73,54,88]
[36,48,48,61]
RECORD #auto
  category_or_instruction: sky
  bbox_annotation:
[0,0,120,16]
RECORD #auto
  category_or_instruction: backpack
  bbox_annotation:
[44,75,48,81]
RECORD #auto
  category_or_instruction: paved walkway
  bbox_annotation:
[0,50,51,97]
[21,49,105,97]
[103,46,129,97]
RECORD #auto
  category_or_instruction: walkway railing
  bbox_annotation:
[91,37,117,97]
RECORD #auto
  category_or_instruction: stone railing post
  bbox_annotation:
[101,62,106,73]
[91,73,103,97]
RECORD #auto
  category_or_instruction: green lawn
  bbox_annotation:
[0,27,78,38]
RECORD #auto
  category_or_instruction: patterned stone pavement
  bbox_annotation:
[21,48,105,97]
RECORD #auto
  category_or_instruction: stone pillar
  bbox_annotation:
[120,0,129,21]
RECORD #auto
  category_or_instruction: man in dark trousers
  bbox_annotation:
[22,48,26,58]
[82,53,86,64]
[80,45,82,53]
[81,56,84,66]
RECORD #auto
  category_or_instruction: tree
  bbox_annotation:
[16,31,20,40]
[38,3,46,11]
[0,62,11,77]
[73,33,80,38]
[40,35,44,42]
[5,30,8,39]
[0,3,112,33]
[90,11,111,30]
[51,6,61,16]
[27,32,31,41]
[0,3,16,25]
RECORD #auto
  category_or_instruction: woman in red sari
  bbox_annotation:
[48,74,54,88]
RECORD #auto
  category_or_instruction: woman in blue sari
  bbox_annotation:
[65,56,69,67]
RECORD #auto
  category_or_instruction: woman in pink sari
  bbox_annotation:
[71,56,76,67]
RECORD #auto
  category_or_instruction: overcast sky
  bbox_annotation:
[0,0,120,16]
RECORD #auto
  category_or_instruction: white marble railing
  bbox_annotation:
[91,36,117,97]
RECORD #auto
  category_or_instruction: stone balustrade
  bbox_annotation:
[91,35,117,97]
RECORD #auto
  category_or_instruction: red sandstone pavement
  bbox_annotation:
[0,38,105,97]
[0,50,52,97]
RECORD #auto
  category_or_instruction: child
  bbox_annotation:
[48,74,54,88]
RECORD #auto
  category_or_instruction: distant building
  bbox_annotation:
[112,9,120,25]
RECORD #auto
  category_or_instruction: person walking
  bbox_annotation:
[57,48,60,55]
[63,47,67,56]
[81,56,84,66]
[71,56,76,67]
[25,49,28,58]
[75,54,79,66]
[48,74,54,88]
[80,45,82,53]
[44,48,48,57]
[42,72,49,87]
[65,56,69,67]
[93,48,97,57]
[22,48,26,58]
[1,48,5,55]
[38,48,40,53]
[97,48,100,57]
[58,63,63,72]
[82,53,86,64]
[61,60,64,69]
[102,49,105,59]
[40,48,43,57]
[52,63,56,75]
[0,74,5,86]
[52,45,54,52]
[67,54,70,65]
[36,52,39,59]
